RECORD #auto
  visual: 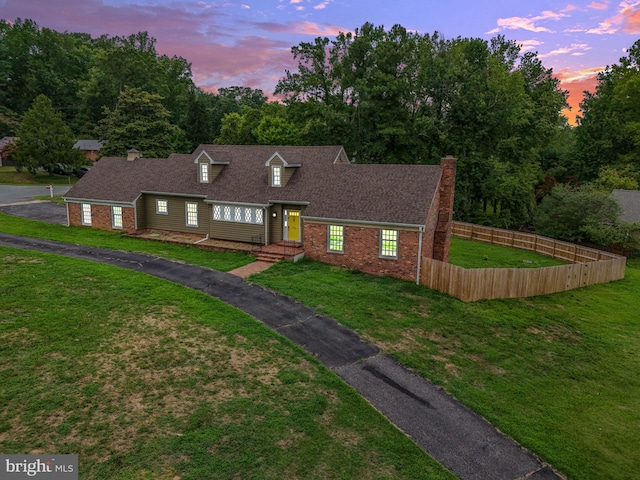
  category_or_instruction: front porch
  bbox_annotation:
[128,230,305,263]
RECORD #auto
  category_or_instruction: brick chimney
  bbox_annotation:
[433,155,456,262]
[127,149,141,161]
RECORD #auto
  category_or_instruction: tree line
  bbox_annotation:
[1,18,638,248]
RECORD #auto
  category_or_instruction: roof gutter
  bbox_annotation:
[204,200,271,208]
[301,215,423,230]
[63,197,136,208]
[140,191,207,199]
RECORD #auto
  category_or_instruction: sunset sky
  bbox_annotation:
[2,0,640,123]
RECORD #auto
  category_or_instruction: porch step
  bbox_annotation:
[256,252,286,263]
[253,242,305,263]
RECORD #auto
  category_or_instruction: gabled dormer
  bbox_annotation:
[195,150,229,183]
[333,147,351,164]
[265,152,301,187]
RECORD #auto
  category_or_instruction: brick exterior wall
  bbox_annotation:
[303,222,421,282]
[68,202,136,232]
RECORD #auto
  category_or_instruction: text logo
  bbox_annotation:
[1,455,78,479]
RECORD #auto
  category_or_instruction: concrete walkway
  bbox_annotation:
[0,233,564,480]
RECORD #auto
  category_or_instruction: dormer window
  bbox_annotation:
[194,150,229,183]
[200,162,209,183]
[272,165,282,187]
[265,152,300,187]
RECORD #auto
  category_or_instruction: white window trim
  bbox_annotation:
[112,206,123,230]
[156,199,168,215]
[212,204,264,225]
[200,162,209,183]
[81,203,91,226]
[380,229,399,259]
[186,202,198,227]
[272,165,282,187]
[328,225,344,253]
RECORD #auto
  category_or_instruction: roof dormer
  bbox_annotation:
[265,152,301,187]
[195,150,229,183]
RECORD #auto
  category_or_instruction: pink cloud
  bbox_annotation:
[488,10,568,34]
[586,0,640,34]
[620,0,640,33]
[290,21,349,36]
[538,43,592,59]
[588,2,609,9]
[0,0,300,95]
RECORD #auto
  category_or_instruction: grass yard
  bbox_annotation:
[449,236,567,268]
[250,258,640,480]
[0,166,78,186]
[0,247,454,479]
[1,212,638,479]
[0,213,254,273]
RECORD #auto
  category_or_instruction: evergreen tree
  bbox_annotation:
[97,87,187,158]
[14,94,83,175]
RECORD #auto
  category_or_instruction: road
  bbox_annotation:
[0,185,72,205]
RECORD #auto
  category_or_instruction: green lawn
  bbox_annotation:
[0,247,454,479]
[449,236,567,268]
[1,211,638,479]
[0,212,254,272]
[0,166,79,186]
[250,258,640,480]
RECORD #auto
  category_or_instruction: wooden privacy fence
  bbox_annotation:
[420,222,627,302]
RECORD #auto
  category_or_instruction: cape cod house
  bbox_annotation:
[64,145,456,282]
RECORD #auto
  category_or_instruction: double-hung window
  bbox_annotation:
[200,162,209,183]
[272,166,282,187]
[81,203,92,225]
[328,225,344,253]
[112,206,123,229]
[186,202,198,227]
[380,229,398,258]
[156,199,168,215]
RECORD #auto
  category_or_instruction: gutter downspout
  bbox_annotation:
[264,207,269,245]
[194,234,209,244]
[416,226,424,285]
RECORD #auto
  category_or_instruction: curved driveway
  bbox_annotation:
[0,229,562,480]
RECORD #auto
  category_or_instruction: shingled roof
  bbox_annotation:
[65,145,443,227]
[73,139,103,151]
[611,189,640,223]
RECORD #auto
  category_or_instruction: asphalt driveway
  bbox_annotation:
[0,185,71,204]
[0,230,564,480]
[0,185,70,225]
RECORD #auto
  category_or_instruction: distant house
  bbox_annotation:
[0,136,17,167]
[64,145,456,283]
[611,189,640,223]
[73,139,103,162]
